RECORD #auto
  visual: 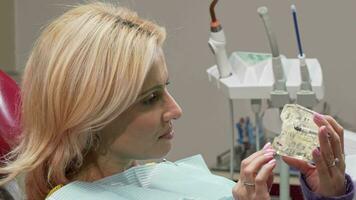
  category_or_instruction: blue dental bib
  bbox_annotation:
[47,155,235,200]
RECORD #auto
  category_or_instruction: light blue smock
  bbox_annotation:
[47,155,235,200]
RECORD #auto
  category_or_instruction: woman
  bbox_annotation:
[0,2,353,200]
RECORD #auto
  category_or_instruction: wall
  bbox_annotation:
[14,0,356,167]
[0,0,15,73]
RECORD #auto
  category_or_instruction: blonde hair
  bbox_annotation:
[0,2,166,199]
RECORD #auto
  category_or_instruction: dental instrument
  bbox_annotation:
[208,0,232,79]
[291,4,317,108]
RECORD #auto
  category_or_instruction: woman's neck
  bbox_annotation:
[73,151,135,182]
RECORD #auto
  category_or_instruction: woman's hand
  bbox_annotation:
[283,114,346,197]
[233,143,276,200]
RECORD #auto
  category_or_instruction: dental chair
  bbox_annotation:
[0,70,21,156]
[0,70,22,199]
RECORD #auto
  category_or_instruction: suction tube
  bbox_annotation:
[258,7,286,90]
[257,7,280,57]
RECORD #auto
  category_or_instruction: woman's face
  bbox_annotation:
[99,52,182,161]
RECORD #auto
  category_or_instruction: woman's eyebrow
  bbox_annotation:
[139,76,169,96]
[139,84,164,97]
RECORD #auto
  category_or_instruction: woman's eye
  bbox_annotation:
[142,92,161,105]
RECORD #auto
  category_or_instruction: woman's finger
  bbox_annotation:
[324,126,345,172]
[242,151,274,194]
[324,115,344,154]
[241,142,275,178]
[314,114,345,173]
[313,113,329,127]
[240,151,264,171]
[314,113,337,136]
[318,126,339,175]
[312,148,331,183]
[316,114,344,159]
[254,159,276,196]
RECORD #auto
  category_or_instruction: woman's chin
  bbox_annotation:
[150,144,172,159]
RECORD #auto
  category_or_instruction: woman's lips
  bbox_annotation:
[159,129,174,139]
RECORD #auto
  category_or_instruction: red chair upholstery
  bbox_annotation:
[0,70,21,156]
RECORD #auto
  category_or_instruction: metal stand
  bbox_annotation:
[277,108,290,200]
[255,112,261,151]
[280,158,290,200]
[229,99,235,180]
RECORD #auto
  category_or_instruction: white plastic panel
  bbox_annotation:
[207,51,324,100]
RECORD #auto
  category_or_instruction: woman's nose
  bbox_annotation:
[163,93,182,122]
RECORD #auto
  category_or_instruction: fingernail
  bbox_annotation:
[263,142,271,150]
[314,113,324,123]
[313,148,321,157]
[268,159,276,165]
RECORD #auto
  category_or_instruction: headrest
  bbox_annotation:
[0,70,21,156]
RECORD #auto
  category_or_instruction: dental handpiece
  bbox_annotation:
[258,7,286,90]
[208,0,232,78]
